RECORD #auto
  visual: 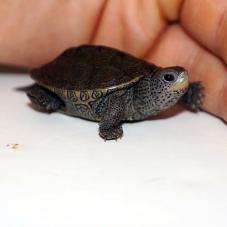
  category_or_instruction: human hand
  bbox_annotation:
[0,0,226,121]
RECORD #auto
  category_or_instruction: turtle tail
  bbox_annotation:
[15,68,40,92]
[15,84,37,92]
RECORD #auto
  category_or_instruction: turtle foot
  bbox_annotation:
[99,125,123,141]
[182,82,204,111]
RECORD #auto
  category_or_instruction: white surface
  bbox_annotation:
[1,73,227,227]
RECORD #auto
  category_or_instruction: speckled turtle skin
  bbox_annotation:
[27,45,204,140]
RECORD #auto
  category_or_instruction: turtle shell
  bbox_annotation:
[31,45,157,92]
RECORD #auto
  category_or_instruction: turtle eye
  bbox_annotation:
[163,72,176,82]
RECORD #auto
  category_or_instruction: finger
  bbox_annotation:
[147,25,227,121]
[181,0,227,64]
[0,0,106,67]
[92,0,167,57]
[158,0,183,21]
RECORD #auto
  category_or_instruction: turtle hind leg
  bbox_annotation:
[98,95,124,140]
[181,82,204,111]
[27,84,64,112]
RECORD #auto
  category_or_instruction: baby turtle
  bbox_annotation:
[27,45,204,140]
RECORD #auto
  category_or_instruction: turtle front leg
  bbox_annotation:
[27,84,63,112]
[99,96,124,141]
[181,82,204,111]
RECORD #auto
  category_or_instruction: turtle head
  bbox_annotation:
[149,66,189,112]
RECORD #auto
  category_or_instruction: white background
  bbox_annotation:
[1,72,227,227]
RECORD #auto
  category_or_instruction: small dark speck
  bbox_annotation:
[6,143,19,150]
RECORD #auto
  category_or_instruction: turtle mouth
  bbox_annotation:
[170,71,189,91]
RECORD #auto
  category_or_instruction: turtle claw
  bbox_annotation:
[99,125,123,141]
[115,134,123,141]
[182,82,204,111]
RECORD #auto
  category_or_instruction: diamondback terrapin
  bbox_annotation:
[27,45,204,140]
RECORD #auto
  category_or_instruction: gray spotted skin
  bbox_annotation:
[127,76,186,120]
[99,93,125,140]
